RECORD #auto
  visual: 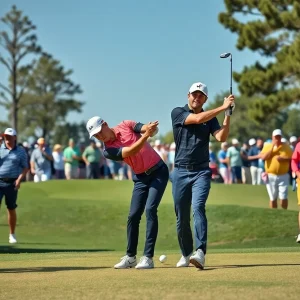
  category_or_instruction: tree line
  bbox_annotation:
[164,0,300,144]
[1,2,300,146]
[0,5,89,145]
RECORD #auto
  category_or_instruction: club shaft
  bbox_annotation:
[230,55,232,94]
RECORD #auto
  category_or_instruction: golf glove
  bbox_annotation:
[225,103,235,116]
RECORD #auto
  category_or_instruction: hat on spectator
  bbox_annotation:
[37,137,45,144]
[189,82,208,97]
[232,138,239,145]
[281,137,287,143]
[249,138,256,146]
[272,129,282,136]
[154,140,161,146]
[290,136,297,143]
[53,144,62,151]
[4,128,17,136]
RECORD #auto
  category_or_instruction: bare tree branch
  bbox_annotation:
[0,82,12,96]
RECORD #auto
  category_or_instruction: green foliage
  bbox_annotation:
[206,92,294,141]
[219,0,300,122]
[0,181,298,251]
[0,5,41,131]
[52,121,90,147]
[16,54,83,141]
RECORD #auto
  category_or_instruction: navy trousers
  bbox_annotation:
[126,163,169,258]
[172,167,211,256]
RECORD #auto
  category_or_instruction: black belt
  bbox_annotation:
[144,160,165,175]
[0,178,17,183]
[175,162,209,170]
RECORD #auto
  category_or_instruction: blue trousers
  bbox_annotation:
[172,167,211,256]
[127,164,169,258]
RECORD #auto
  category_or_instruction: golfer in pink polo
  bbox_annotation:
[86,116,169,269]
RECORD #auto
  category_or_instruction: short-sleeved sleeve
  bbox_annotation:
[122,120,145,133]
[209,117,221,136]
[226,148,232,158]
[103,147,123,161]
[260,143,272,154]
[123,120,136,130]
[171,107,190,127]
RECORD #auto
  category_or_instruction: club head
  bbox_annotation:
[220,52,231,58]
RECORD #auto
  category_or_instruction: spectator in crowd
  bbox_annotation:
[82,140,101,179]
[22,141,33,182]
[226,138,243,184]
[153,140,167,162]
[52,144,65,179]
[240,142,252,184]
[168,142,176,172]
[260,129,293,209]
[291,140,300,243]
[30,138,53,182]
[63,138,81,180]
[0,128,29,244]
[290,136,298,151]
[218,142,231,184]
[78,142,87,179]
[248,138,261,185]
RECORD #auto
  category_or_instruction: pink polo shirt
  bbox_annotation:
[104,120,161,174]
[291,142,300,173]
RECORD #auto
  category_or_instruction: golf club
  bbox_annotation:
[220,52,234,115]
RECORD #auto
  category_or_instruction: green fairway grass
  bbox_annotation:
[1,251,300,300]
[0,180,299,252]
[0,180,299,299]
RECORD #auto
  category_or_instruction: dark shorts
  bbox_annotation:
[0,184,18,210]
[231,166,242,182]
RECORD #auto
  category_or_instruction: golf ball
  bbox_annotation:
[159,255,167,263]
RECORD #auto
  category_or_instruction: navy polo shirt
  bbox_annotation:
[171,104,221,165]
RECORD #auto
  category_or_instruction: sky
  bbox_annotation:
[0,0,262,135]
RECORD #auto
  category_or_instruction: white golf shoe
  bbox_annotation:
[190,249,205,270]
[176,253,192,267]
[9,234,17,244]
[114,255,137,269]
[296,234,300,243]
[135,256,154,269]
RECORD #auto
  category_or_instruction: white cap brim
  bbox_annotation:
[89,126,102,138]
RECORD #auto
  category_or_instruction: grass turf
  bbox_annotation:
[0,180,299,299]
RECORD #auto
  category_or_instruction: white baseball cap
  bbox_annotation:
[249,138,256,146]
[86,116,105,138]
[290,136,297,143]
[281,137,287,143]
[221,142,228,148]
[4,128,17,136]
[189,82,208,97]
[272,129,282,137]
[232,138,239,145]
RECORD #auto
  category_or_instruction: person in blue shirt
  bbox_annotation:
[171,81,235,269]
[248,138,264,185]
[218,142,231,184]
[0,128,29,243]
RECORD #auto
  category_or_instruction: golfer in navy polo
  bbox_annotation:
[0,128,29,243]
[171,82,235,269]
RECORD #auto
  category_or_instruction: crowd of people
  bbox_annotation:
[10,133,298,188]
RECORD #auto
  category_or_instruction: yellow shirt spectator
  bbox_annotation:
[261,143,293,175]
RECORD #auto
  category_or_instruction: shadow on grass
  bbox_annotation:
[206,263,300,270]
[0,266,110,273]
[0,246,114,254]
